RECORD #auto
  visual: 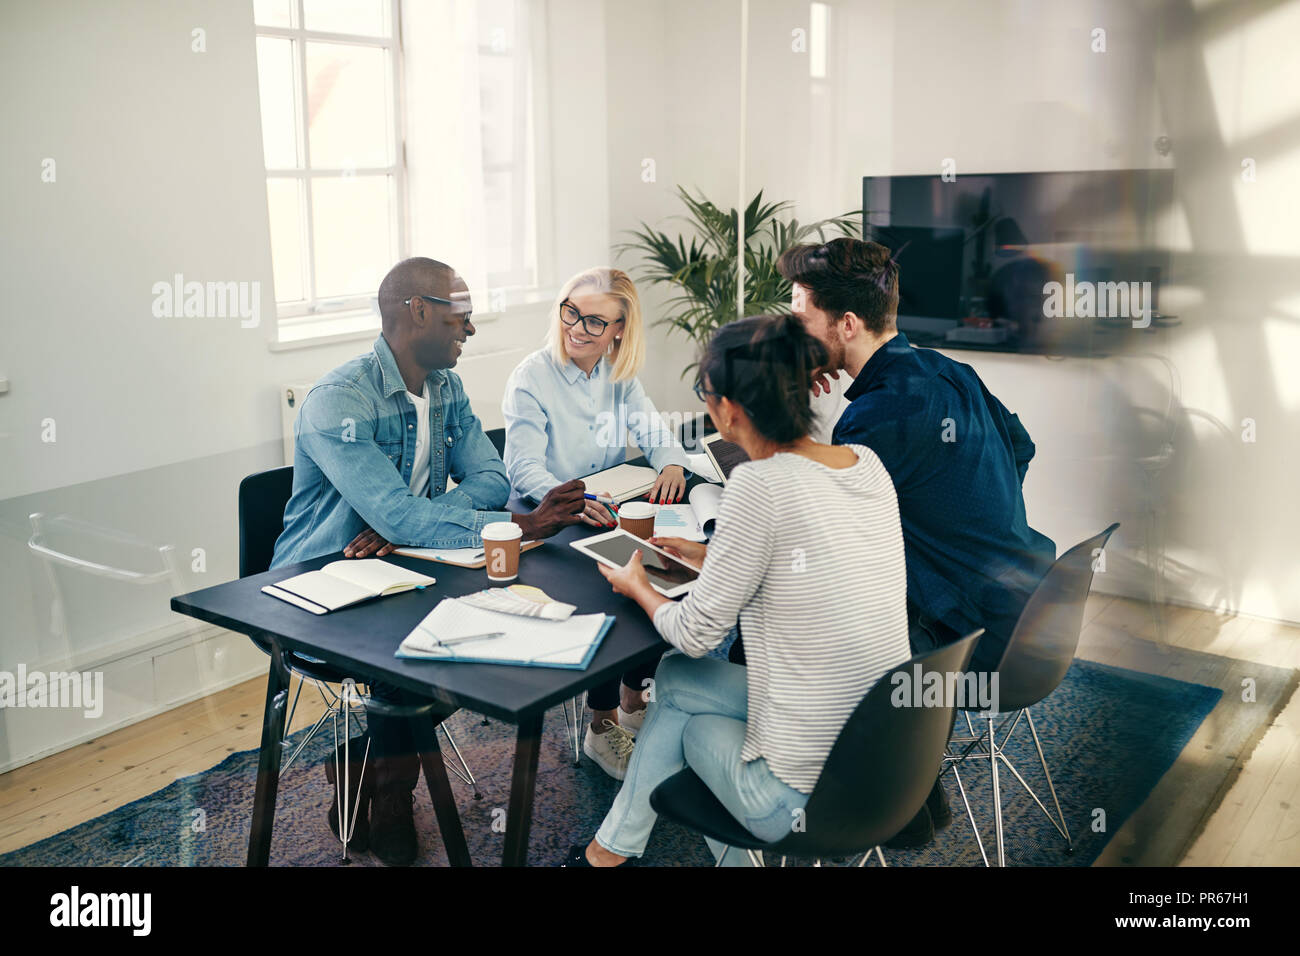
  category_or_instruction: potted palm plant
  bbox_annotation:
[616,187,860,378]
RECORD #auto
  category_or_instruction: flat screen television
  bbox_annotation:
[862,169,1176,354]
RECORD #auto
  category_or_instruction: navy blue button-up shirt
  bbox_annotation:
[832,333,1056,671]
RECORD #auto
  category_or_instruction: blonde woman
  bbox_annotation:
[502,267,690,779]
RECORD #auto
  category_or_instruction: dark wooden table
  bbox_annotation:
[170,517,671,867]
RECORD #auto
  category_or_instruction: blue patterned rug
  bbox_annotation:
[0,659,1222,867]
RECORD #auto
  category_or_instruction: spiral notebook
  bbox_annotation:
[396,597,613,669]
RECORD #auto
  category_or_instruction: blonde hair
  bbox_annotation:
[546,267,645,382]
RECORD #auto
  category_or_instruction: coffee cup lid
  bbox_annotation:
[482,521,523,540]
[620,501,656,519]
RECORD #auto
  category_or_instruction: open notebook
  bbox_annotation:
[397,597,613,669]
[652,483,723,542]
[262,559,436,615]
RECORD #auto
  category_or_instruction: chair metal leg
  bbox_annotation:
[875,846,887,867]
[281,705,333,775]
[987,714,1006,867]
[562,694,584,766]
[746,849,766,867]
[1026,708,1073,852]
[950,759,989,866]
[439,723,482,799]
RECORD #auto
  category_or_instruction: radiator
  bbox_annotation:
[280,382,315,466]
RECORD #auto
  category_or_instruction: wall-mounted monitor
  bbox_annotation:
[862,169,1176,355]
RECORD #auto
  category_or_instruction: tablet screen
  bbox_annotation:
[705,435,749,481]
[583,535,700,588]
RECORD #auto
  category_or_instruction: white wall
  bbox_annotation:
[0,0,613,769]
[602,0,1300,626]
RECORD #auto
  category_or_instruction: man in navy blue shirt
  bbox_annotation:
[779,237,1056,844]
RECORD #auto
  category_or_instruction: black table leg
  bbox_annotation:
[247,640,290,867]
[502,712,544,867]
[419,710,473,867]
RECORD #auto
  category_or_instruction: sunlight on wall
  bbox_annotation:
[1234,143,1300,256]
[1264,307,1300,411]
[1201,2,1300,145]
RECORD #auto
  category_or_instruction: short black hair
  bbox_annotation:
[777,237,899,335]
[697,314,828,445]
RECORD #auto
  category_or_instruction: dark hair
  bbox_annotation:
[777,237,900,335]
[697,314,828,445]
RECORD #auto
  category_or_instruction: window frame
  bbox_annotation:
[477,5,537,295]
[255,0,408,327]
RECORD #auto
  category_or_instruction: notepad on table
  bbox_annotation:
[581,463,658,503]
[262,559,436,615]
[397,597,613,669]
[394,540,543,568]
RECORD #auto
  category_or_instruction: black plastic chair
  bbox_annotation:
[238,467,482,859]
[945,522,1120,866]
[485,427,507,460]
[649,631,982,866]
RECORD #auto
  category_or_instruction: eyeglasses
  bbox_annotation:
[405,294,472,322]
[693,381,721,403]
[560,299,623,336]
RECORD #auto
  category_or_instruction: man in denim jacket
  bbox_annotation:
[273,257,585,864]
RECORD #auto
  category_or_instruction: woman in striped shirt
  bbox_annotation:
[563,313,911,867]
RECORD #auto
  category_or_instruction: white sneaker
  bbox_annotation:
[617,705,648,736]
[583,720,636,780]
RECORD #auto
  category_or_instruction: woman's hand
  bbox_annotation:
[580,490,619,528]
[599,548,672,620]
[598,549,653,599]
[649,536,707,568]
[649,465,686,504]
[811,367,841,398]
[344,528,394,558]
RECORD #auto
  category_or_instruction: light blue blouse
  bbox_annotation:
[502,348,690,501]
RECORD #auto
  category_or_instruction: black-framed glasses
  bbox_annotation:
[693,381,721,402]
[560,299,623,336]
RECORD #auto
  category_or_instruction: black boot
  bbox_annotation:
[325,734,372,852]
[928,777,952,830]
[369,752,420,866]
[885,803,935,849]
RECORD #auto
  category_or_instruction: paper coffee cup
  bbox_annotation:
[619,501,656,539]
[482,521,523,582]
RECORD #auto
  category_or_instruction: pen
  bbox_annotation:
[435,631,506,648]
[584,492,619,523]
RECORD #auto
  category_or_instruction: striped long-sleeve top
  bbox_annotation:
[652,445,910,793]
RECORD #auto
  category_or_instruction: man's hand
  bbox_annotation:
[811,367,841,398]
[649,465,686,504]
[513,478,587,539]
[344,528,394,558]
[649,535,706,568]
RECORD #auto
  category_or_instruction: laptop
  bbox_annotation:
[700,432,749,484]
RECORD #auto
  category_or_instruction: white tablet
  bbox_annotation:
[570,528,702,598]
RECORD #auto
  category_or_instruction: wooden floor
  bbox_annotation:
[1,594,1297,864]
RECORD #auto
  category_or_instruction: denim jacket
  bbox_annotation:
[271,335,512,568]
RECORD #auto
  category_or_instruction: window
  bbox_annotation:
[476,0,538,293]
[253,0,405,325]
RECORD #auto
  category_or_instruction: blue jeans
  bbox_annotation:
[595,654,809,866]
